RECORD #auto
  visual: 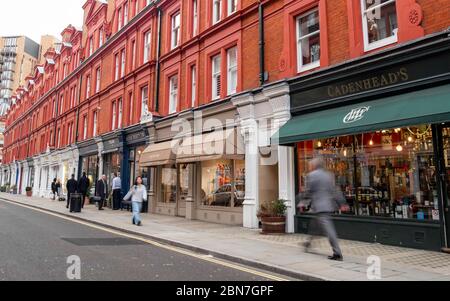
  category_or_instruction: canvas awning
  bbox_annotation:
[274,85,450,144]
[139,139,181,167]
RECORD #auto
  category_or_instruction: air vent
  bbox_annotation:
[414,231,425,244]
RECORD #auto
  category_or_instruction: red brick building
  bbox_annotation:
[2,0,450,248]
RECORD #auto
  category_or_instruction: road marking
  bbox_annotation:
[0,198,289,281]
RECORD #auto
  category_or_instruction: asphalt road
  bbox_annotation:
[0,200,287,281]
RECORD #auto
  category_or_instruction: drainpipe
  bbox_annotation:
[154,8,162,112]
[74,74,83,143]
[258,2,267,86]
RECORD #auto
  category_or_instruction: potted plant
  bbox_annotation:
[25,186,33,197]
[257,199,288,234]
[0,185,6,192]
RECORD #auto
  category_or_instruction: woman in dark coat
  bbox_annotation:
[51,178,57,200]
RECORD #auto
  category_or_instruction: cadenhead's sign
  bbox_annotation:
[289,46,450,113]
[327,68,408,98]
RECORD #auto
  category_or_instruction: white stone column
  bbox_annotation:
[278,145,296,233]
[242,119,260,229]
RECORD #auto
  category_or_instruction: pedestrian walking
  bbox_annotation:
[123,176,147,226]
[66,174,78,209]
[299,157,349,261]
[78,172,90,208]
[95,175,108,211]
[111,173,122,210]
[51,178,57,200]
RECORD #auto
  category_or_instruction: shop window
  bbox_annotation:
[297,125,440,221]
[201,159,245,207]
[161,165,177,203]
[296,8,320,72]
[361,0,398,51]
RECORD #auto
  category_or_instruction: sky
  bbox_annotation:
[0,0,86,43]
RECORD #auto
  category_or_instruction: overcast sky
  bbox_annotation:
[0,0,86,43]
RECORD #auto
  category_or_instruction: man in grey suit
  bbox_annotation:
[300,157,349,261]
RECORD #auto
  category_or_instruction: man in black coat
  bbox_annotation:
[95,175,108,211]
[78,172,90,209]
[66,174,78,209]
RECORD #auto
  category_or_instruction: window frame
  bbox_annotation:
[296,8,321,73]
[171,12,181,50]
[360,0,398,52]
[227,47,237,95]
[211,54,222,100]
[168,75,178,114]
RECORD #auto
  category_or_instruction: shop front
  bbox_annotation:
[78,140,100,197]
[276,32,450,251]
[124,125,150,212]
[139,101,247,225]
[139,128,246,224]
[102,134,122,192]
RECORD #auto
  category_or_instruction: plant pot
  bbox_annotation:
[26,191,32,197]
[260,216,286,235]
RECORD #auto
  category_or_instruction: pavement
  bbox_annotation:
[1,192,450,281]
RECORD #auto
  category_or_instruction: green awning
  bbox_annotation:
[275,85,450,144]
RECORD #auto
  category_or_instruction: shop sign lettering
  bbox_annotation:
[343,106,370,124]
[328,68,409,98]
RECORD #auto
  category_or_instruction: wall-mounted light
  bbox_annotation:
[396,145,403,152]
[317,141,322,148]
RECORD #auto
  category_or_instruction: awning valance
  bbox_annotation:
[139,139,181,167]
[274,85,450,144]
[177,128,245,163]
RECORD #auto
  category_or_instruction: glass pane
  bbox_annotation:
[179,164,190,201]
[298,10,319,37]
[443,127,450,207]
[364,0,394,10]
[234,160,245,207]
[201,159,233,207]
[299,34,320,66]
[365,1,397,44]
[161,165,177,203]
[297,125,439,221]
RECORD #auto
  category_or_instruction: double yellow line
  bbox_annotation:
[1,199,289,281]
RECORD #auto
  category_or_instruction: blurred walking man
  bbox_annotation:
[301,157,349,261]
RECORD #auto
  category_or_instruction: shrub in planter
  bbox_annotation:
[0,185,6,192]
[26,186,33,197]
[257,199,288,235]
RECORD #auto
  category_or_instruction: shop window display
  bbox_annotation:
[201,159,245,207]
[161,165,177,203]
[179,164,190,202]
[297,125,440,221]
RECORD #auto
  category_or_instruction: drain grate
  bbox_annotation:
[61,237,146,246]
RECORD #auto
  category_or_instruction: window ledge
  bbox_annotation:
[364,35,398,53]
